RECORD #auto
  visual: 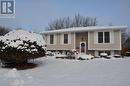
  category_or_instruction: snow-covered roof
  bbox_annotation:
[42,26,127,34]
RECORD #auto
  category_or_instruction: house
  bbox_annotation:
[124,37,130,49]
[122,37,130,56]
[41,26,127,57]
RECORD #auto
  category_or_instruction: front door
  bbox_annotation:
[80,42,86,53]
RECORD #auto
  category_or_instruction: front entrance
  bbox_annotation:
[80,42,86,53]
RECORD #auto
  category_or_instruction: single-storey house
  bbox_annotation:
[41,26,127,57]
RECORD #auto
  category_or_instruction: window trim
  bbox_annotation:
[48,34,56,45]
[50,34,54,44]
[104,32,110,43]
[98,32,103,43]
[64,34,68,44]
[97,31,111,44]
[61,33,71,45]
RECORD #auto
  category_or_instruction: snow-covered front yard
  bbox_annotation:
[0,57,130,86]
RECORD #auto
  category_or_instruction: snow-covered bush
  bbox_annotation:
[76,53,94,60]
[0,30,46,64]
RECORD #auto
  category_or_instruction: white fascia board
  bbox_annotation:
[41,26,127,34]
[88,48,121,50]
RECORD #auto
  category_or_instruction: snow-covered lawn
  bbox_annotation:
[0,57,130,86]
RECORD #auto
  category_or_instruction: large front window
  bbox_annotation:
[50,35,54,44]
[104,32,110,43]
[98,32,110,43]
[64,34,68,44]
[98,32,103,43]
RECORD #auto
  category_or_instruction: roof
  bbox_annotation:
[41,26,127,34]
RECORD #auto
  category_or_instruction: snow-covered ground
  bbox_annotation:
[0,57,130,86]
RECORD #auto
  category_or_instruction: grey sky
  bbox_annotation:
[0,0,130,32]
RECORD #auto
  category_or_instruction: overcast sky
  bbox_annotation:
[0,0,130,32]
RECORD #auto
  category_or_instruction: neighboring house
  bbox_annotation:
[124,37,130,49]
[122,37,130,55]
[41,26,127,57]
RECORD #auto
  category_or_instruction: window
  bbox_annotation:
[98,51,104,56]
[98,32,103,43]
[64,34,68,44]
[98,51,111,56]
[98,32,110,43]
[104,32,110,43]
[50,35,54,44]
[105,51,111,56]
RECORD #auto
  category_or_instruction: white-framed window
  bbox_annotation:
[61,33,71,45]
[48,34,57,45]
[64,34,68,44]
[104,32,110,43]
[50,35,54,44]
[98,32,103,43]
[98,31,110,43]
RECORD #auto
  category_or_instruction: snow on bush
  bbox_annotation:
[0,30,46,64]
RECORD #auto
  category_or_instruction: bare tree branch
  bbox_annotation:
[0,26,11,36]
[46,14,97,30]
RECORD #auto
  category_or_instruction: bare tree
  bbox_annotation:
[46,14,97,30]
[0,26,11,36]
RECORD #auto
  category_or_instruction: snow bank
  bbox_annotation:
[55,54,67,58]
[76,53,94,60]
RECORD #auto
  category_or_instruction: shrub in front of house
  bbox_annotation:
[0,30,46,65]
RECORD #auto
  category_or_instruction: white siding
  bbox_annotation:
[47,35,50,44]
[54,34,57,44]
[60,34,63,44]
[68,33,71,44]
[94,31,98,44]
[95,51,99,57]
[88,30,122,50]
[110,31,114,44]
